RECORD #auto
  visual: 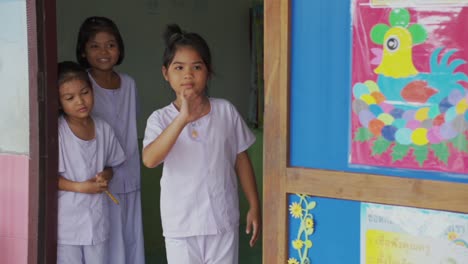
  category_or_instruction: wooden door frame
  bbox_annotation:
[263,1,468,263]
[27,0,39,262]
[34,0,58,263]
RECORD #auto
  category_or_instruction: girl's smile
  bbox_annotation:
[83,31,120,72]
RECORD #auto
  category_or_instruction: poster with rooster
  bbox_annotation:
[351,0,468,174]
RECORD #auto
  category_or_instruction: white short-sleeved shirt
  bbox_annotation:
[58,115,125,245]
[90,72,141,193]
[143,98,255,237]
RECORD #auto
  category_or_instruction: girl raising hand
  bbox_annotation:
[142,24,261,264]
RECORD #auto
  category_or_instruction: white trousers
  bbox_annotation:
[57,241,108,264]
[107,190,145,264]
[165,230,239,264]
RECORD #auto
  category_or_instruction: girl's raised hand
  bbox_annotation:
[178,88,207,123]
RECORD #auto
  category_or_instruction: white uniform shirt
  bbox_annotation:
[90,73,141,193]
[58,115,125,245]
[143,98,255,237]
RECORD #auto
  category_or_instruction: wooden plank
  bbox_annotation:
[26,0,39,263]
[263,0,290,263]
[36,0,59,262]
[265,0,468,263]
[286,168,468,213]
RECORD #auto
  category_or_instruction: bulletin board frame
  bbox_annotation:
[262,1,468,263]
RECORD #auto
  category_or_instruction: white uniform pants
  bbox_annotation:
[165,230,239,264]
[57,241,108,264]
[107,190,145,264]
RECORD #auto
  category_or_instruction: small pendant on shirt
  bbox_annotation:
[191,129,199,139]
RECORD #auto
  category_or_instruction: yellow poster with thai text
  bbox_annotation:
[362,203,468,264]
[367,230,431,263]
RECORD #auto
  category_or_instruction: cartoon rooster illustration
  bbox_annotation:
[352,8,468,167]
[371,8,468,108]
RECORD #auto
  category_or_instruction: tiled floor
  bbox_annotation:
[145,224,262,263]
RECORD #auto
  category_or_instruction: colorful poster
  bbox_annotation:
[371,0,468,6]
[361,203,468,264]
[350,0,468,174]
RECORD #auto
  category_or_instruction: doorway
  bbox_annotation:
[44,0,264,263]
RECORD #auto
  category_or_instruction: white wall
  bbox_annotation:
[56,0,254,137]
[0,0,29,154]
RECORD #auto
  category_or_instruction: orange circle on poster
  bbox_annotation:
[369,119,385,136]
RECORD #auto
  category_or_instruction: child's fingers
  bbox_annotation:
[249,222,260,247]
[96,179,107,186]
[246,219,260,247]
[95,172,110,182]
[94,180,108,193]
[182,88,196,102]
[95,174,104,183]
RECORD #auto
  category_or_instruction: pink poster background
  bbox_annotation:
[350,0,468,174]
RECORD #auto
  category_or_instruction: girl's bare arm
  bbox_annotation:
[58,175,108,194]
[142,114,188,168]
[235,151,262,247]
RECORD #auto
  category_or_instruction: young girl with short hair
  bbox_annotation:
[56,61,125,264]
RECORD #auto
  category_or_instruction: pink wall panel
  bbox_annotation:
[0,237,28,264]
[0,154,29,263]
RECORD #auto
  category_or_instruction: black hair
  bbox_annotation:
[57,61,92,115]
[162,24,213,76]
[75,16,125,68]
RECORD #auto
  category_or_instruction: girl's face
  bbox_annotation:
[83,31,120,72]
[162,46,209,98]
[59,79,94,119]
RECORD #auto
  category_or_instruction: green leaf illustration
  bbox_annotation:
[306,201,316,210]
[430,143,449,165]
[372,137,391,155]
[451,134,468,153]
[355,127,374,142]
[408,24,427,45]
[390,8,410,27]
[370,24,390,45]
[391,143,410,162]
[413,145,429,167]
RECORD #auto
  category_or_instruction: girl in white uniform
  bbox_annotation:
[76,16,145,264]
[56,61,125,264]
[142,24,262,264]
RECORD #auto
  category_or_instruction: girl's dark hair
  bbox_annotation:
[162,24,213,76]
[57,61,92,115]
[76,16,125,68]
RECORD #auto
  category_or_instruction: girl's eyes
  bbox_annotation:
[172,65,204,71]
[87,43,117,49]
[62,89,89,101]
